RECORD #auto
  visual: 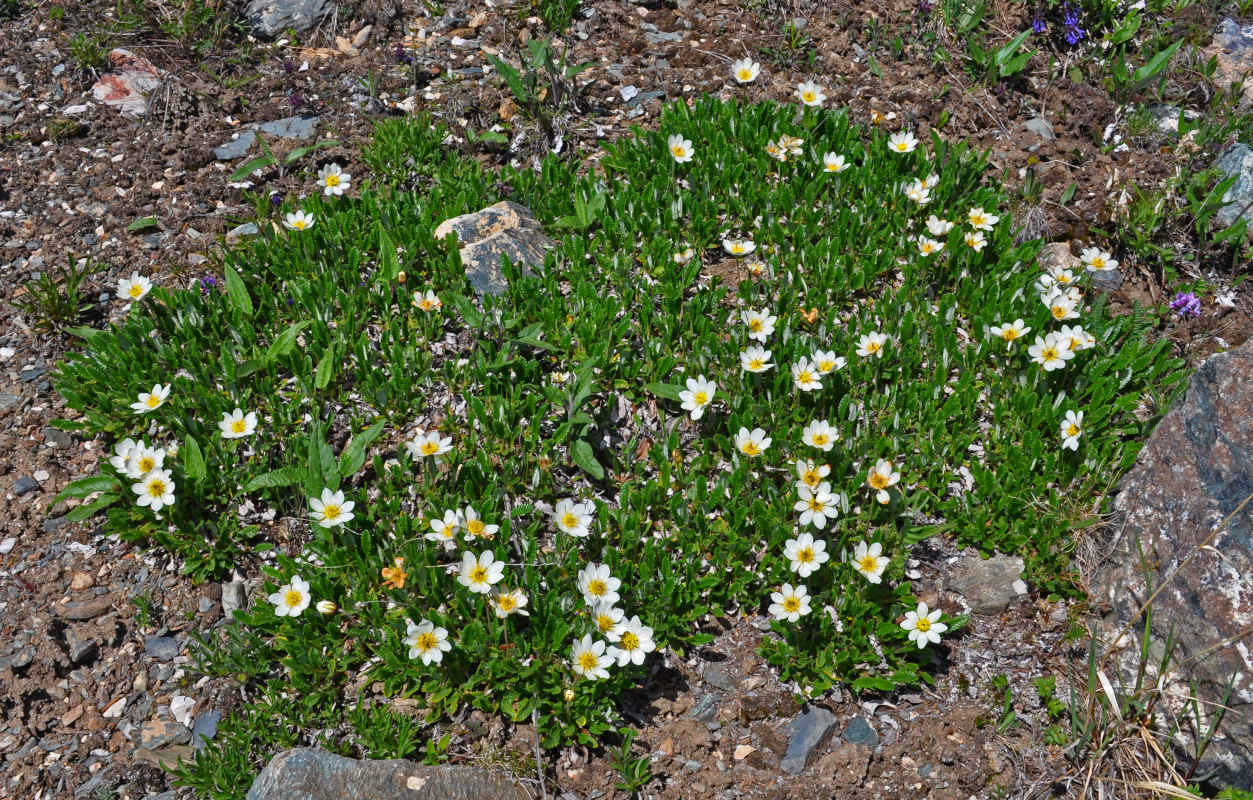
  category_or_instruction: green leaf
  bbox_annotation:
[228,154,274,182]
[126,216,160,232]
[339,418,387,477]
[66,493,120,521]
[444,292,484,328]
[224,265,254,317]
[570,439,604,481]
[378,227,401,280]
[52,475,120,505]
[243,466,306,492]
[183,435,206,483]
[686,633,714,646]
[284,139,339,165]
[64,325,102,340]
[314,344,335,390]
[266,320,311,364]
[852,675,896,692]
[646,382,685,402]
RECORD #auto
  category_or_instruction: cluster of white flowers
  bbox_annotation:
[111,437,176,513]
[570,561,657,679]
[425,505,500,548]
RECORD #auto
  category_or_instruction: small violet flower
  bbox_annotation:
[1169,292,1202,318]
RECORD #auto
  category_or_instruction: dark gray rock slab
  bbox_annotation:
[434,202,554,296]
[780,706,838,775]
[192,709,221,750]
[215,116,320,160]
[222,580,247,615]
[244,0,331,38]
[1019,117,1054,140]
[245,748,531,800]
[1216,143,1253,227]
[64,625,98,664]
[144,636,180,662]
[1094,340,1253,789]
[13,475,38,495]
[139,718,191,750]
[702,664,741,692]
[946,551,1026,614]
[841,716,879,748]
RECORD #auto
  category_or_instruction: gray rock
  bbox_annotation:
[0,646,35,671]
[644,30,682,44]
[686,694,717,723]
[1094,340,1253,789]
[198,597,216,614]
[1020,117,1055,141]
[53,596,113,620]
[1089,267,1125,293]
[947,551,1026,614]
[144,636,180,662]
[255,114,320,140]
[0,393,20,412]
[222,580,247,616]
[245,748,531,800]
[42,426,73,448]
[13,475,38,495]
[139,718,191,750]
[433,202,554,296]
[227,222,261,243]
[1213,19,1253,107]
[192,710,221,750]
[841,716,879,748]
[64,625,98,664]
[627,90,665,110]
[214,131,257,161]
[780,706,838,775]
[1215,143,1253,227]
[244,0,331,38]
[1145,103,1199,135]
[703,664,740,692]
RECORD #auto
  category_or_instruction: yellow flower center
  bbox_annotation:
[1052,306,1068,320]
[145,395,161,407]
[915,617,931,633]
[421,441,439,455]
[737,69,752,80]
[596,614,614,633]
[803,91,816,102]
[620,632,640,651]
[138,456,155,473]
[741,441,760,456]
[798,370,814,384]
[497,594,517,612]
[671,146,685,157]
[293,220,307,230]
[562,512,579,529]
[129,285,144,298]
[467,519,485,536]
[895,142,908,151]
[922,243,934,253]
[693,391,708,405]
[797,546,814,563]
[1041,346,1058,361]
[231,419,247,433]
[748,358,765,370]
[972,214,985,225]
[470,566,488,584]
[146,479,166,497]
[284,589,303,607]
[748,319,762,332]
[1069,337,1082,350]
[325,174,340,187]
[866,342,881,353]
[1067,424,1081,437]
[811,433,829,447]
[416,632,438,651]
[322,504,341,521]
[578,651,600,671]
[859,555,879,573]
[1091,256,1105,268]
[1003,329,1019,341]
[782,597,800,613]
[731,243,745,253]
[869,473,889,490]
[587,579,607,597]
[803,470,820,488]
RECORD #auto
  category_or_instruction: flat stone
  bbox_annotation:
[703,664,740,692]
[1212,19,1253,107]
[0,646,35,670]
[434,202,554,296]
[139,718,192,750]
[1094,340,1253,789]
[780,706,838,775]
[192,710,221,750]
[53,596,114,620]
[1145,103,1199,135]
[245,748,531,800]
[64,625,98,664]
[255,114,320,140]
[947,551,1026,614]
[144,636,180,661]
[841,716,879,748]
[1019,117,1055,140]
[0,393,20,411]
[42,426,72,448]
[627,90,665,110]
[42,516,69,533]
[685,694,717,723]
[1215,143,1253,227]
[222,580,247,615]
[91,49,166,120]
[214,131,257,161]
[244,0,331,37]
[135,744,194,770]
[644,30,682,44]
[12,475,37,495]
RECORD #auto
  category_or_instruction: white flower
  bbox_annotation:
[784,532,830,577]
[1061,410,1084,451]
[1080,247,1118,272]
[607,616,656,666]
[570,634,614,680]
[765,139,787,162]
[109,438,140,474]
[283,210,315,231]
[921,174,940,189]
[856,332,888,359]
[926,215,954,236]
[769,583,812,622]
[794,458,831,492]
[316,600,338,615]
[731,58,761,83]
[403,619,452,665]
[964,230,987,252]
[904,181,931,205]
[734,426,771,457]
[117,273,152,302]
[722,237,756,256]
[779,134,804,156]
[918,236,944,257]
[131,383,170,414]
[811,349,845,374]
[801,419,838,451]
[1045,263,1077,287]
[866,458,901,504]
[124,443,165,479]
[406,430,452,459]
[1042,289,1080,322]
[990,319,1031,349]
[578,562,621,606]
[791,357,823,392]
[591,602,625,640]
[888,131,918,153]
[1059,324,1096,352]
[1033,273,1057,296]
[267,575,311,618]
[491,587,530,618]
[740,345,774,373]
[851,541,889,584]
[316,163,351,196]
[459,506,499,540]
[679,375,717,420]
[309,488,355,528]
[674,247,696,265]
[457,550,505,594]
[793,487,838,530]
[741,308,777,342]
[426,509,461,546]
[412,290,442,312]
[967,207,999,231]
[132,468,175,512]
[901,601,947,648]
[554,498,594,538]
[1028,333,1076,371]
[218,408,258,439]
[668,134,694,163]
[795,80,826,106]
[823,152,849,173]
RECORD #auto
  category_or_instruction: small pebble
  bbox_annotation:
[33,470,50,482]
[0,538,16,555]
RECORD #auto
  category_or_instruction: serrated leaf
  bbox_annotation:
[242,466,306,492]
[52,475,121,505]
[570,439,604,481]
[224,265,254,317]
[126,216,160,232]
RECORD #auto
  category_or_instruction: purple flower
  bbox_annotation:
[282,59,296,75]
[916,0,932,15]
[288,92,304,109]
[199,276,218,294]
[1032,15,1047,34]
[270,191,283,209]
[1169,292,1202,317]
[1062,2,1085,45]
[394,42,414,64]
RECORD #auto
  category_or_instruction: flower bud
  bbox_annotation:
[563,688,575,703]
[316,600,338,615]
[397,270,407,284]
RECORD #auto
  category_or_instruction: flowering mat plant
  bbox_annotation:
[51,96,1183,778]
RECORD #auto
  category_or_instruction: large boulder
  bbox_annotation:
[1095,341,1253,788]
[1215,143,1253,228]
[244,0,332,38]
[245,748,531,800]
[434,201,554,296]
